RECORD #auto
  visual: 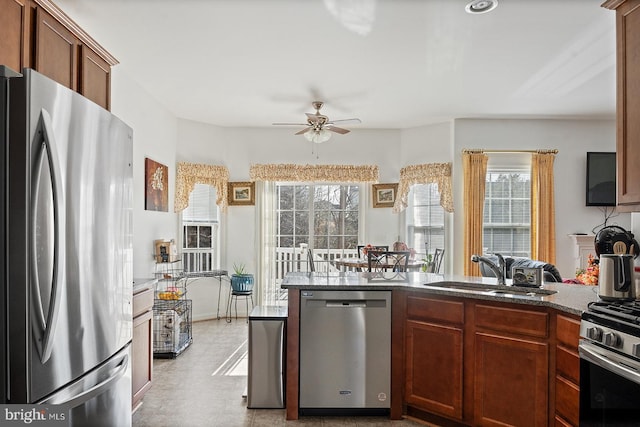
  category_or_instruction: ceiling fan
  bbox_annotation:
[273,101,361,143]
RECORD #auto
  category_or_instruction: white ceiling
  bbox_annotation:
[56,0,616,130]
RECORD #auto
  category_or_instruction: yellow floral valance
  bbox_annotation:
[393,162,454,213]
[175,162,229,212]
[249,164,379,183]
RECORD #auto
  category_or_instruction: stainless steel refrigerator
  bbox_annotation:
[1,66,133,426]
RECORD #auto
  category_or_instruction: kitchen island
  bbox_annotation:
[281,271,598,426]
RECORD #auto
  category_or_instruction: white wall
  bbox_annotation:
[399,121,455,272]
[449,118,627,279]
[108,71,624,318]
[176,121,405,318]
[110,68,179,279]
[177,122,405,269]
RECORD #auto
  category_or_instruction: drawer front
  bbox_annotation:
[556,314,580,352]
[475,304,548,338]
[555,376,580,427]
[133,287,154,318]
[556,345,580,385]
[407,295,464,325]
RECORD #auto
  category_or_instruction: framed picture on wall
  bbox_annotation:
[145,158,169,211]
[228,181,255,206]
[372,183,398,208]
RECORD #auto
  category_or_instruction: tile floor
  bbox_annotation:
[132,318,432,427]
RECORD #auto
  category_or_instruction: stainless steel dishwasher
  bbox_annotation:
[299,290,391,415]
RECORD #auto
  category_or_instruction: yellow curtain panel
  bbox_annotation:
[462,152,488,277]
[531,152,556,264]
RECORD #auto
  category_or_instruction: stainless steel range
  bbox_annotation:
[579,301,640,426]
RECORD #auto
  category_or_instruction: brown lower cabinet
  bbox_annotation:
[474,332,548,426]
[554,314,581,426]
[405,296,464,421]
[402,292,578,427]
[474,303,549,427]
[132,286,154,411]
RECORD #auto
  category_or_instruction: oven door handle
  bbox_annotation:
[579,341,640,386]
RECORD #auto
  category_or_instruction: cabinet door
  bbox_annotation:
[474,332,548,427]
[80,45,111,110]
[612,0,640,207]
[405,320,464,420]
[0,0,29,72]
[35,6,78,90]
[132,309,153,409]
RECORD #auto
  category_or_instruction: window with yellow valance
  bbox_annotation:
[393,163,454,213]
[249,163,379,183]
[174,162,229,212]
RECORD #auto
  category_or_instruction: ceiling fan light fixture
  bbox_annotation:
[465,0,498,14]
[304,128,332,144]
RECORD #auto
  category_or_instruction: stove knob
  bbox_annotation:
[603,331,620,347]
[631,343,640,358]
[633,343,640,359]
[586,326,603,342]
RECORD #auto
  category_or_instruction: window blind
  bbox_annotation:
[182,183,218,222]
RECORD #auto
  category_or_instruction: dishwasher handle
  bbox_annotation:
[325,300,368,308]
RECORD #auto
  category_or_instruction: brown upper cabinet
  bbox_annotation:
[603,0,640,209]
[0,0,116,110]
[0,0,30,73]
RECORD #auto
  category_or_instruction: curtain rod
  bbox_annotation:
[462,148,558,154]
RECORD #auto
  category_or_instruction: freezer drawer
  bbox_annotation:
[247,306,287,409]
[38,344,132,427]
[299,290,391,413]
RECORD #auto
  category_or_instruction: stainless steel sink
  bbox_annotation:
[423,282,557,297]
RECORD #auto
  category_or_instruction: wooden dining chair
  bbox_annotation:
[367,250,410,272]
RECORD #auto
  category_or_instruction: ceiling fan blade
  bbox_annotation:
[273,122,309,126]
[327,126,351,135]
[328,118,361,125]
[305,113,320,122]
[295,127,313,135]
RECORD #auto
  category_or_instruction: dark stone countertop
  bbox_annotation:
[281,271,600,316]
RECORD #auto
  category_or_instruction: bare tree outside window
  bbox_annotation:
[276,183,359,274]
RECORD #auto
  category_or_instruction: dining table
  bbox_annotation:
[332,257,424,272]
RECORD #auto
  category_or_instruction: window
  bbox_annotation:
[483,170,531,257]
[276,183,359,273]
[181,183,219,272]
[406,183,445,258]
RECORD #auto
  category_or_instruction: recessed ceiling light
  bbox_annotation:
[465,0,498,14]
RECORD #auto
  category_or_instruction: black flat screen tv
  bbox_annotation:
[586,151,616,206]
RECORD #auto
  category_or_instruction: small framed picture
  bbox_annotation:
[372,183,398,208]
[228,181,255,206]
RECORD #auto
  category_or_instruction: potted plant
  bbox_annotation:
[421,253,433,272]
[231,262,254,292]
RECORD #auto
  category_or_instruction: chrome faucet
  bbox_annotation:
[471,253,506,285]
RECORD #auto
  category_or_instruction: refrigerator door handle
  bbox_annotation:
[30,108,65,364]
[38,353,129,408]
